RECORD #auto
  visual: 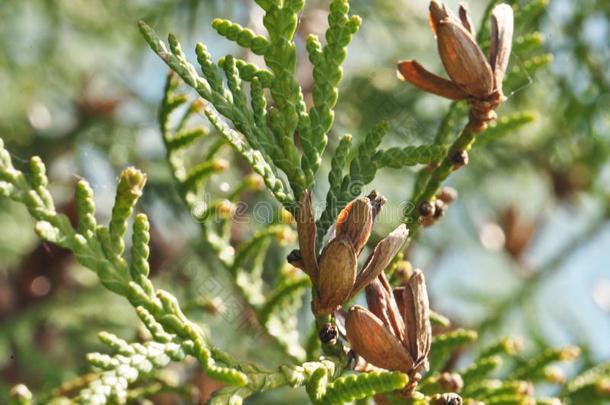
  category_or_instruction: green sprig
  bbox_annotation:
[373,145,448,169]
[320,371,409,405]
[212,18,270,55]
[0,139,252,397]
[300,0,361,187]
[428,329,478,373]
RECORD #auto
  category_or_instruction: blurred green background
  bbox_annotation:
[1,0,609,403]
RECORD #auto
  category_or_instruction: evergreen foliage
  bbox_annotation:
[1,0,609,404]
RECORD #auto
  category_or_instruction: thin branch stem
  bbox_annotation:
[404,120,479,236]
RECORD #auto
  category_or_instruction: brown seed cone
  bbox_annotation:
[393,270,432,372]
[351,224,409,298]
[436,19,494,97]
[346,306,414,373]
[365,276,406,343]
[315,238,357,315]
[489,4,514,89]
[335,197,373,255]
[458,4,475,36]
[401,1,514,120]
[397,60,467,101]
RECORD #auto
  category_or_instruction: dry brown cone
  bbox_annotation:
[291,191,408,316]
[397,1,514,133]
[346,271,432,397]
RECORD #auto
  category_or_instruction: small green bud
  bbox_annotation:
[109,167,147,255]
[29,156,48,189]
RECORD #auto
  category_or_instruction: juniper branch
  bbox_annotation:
[158,74,309,363]
[0,138,251,396]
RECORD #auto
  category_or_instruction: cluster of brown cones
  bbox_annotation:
[289,0,514,399]
[291,188,431,391]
